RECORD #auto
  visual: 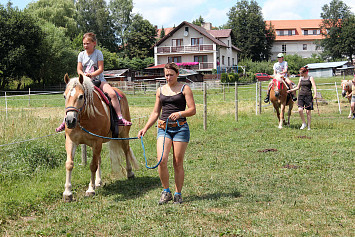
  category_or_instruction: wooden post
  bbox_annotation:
[81,144,87,166]
[5,92,8,119]
[258,81,262,114]
[133,83,135,95]
[235,81,238,121]
[223,84,225,101]
[203,82,207,130]
[28,88,31,107]
[255,82,258,115]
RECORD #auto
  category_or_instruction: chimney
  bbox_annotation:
[201,22,212,30]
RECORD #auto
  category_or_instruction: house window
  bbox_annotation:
[282,44,287,54]
[194,55,207,62]
[279,30,284,36]
[185,27,189,33]
[222,56,225,65]
[288,30,293,36]
[304,30,308,35]
[232,58,235,66]
[228,57,230,66]
[168,56,181,63]
[191,37,203,45]
[303,44,307,50]
[228,40,230,47]
[172,39,183,46]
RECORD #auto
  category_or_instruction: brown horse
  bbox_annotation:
[269,75,294,129]
[341,80,352,118]
[62,74,138,202]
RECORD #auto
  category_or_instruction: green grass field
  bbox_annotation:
[0,76,354,236]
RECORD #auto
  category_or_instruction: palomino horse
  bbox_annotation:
[62,74,138,202]
[341,80,352,118]
[269,74,294,129]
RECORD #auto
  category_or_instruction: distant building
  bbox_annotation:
[306,61,353,78]
[154,21,241,73]
[266,19,324,60]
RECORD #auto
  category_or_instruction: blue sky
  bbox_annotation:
[1,0,355,28]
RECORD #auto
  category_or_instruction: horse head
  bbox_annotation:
[64,74,86,129]
[272,74,285,98]
[341,80,351,97]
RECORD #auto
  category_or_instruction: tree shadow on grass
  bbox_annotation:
[100,176,161,201]
[184,190,242,203]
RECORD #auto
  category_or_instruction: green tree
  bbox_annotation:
[320,0,353,61]
[25,0,77,39]
[36,21,77,86]
[339,15,355,63]
[192,15,205,26]
[109,0,133,46]
[123,14,157,59]
[0,4,43,89]
[226,0,275,61]
[76,0,117,51]
[159,26,165,39]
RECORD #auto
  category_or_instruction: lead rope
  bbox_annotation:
[78,118,171,169]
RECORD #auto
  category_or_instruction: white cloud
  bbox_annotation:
[204,7,230,27]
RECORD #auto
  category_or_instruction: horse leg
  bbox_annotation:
[86,143,102,197]
[349,99,352,118]
[122,139,138,179]
[279,103,285,129]
[95,158,102,187]
[63,138,77,202]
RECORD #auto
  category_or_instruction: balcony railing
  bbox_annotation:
[178,62,214,70]
[157,44,214,54]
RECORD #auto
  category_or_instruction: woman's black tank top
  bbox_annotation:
[160,84,187,121]
[299,77,312,96]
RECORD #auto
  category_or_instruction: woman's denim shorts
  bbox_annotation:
[157,123,190,142]
[351,95,355,103]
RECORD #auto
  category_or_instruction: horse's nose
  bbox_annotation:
[342,91,346,97]
[275,91,280,97]
[65,113,77,129]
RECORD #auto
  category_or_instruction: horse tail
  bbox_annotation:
[128,147,139,170]
[108,140,126,178]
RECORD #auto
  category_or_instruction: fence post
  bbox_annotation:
[335,82,341,114]
[223,84,225,101]
[203,82,207,130]
[133,83,135,95]
[235,81,238,121]
[259,81,262,114]
[81,144,87,166]
[5,92,8,119]
[28,88,31,107]
[255,82,258,115]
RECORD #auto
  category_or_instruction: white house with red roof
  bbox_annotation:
[153,21,241,72]
[266,19,324,60]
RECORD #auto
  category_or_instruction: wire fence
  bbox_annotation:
[0,79,350,148]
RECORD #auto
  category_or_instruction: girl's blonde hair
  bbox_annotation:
[83,32,97,42]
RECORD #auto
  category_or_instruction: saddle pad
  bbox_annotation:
[94,86,123,105]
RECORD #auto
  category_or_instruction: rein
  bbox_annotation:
[78,118,178,169]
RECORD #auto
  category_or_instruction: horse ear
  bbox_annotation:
[79,74,84,84]
[64,73,70,84]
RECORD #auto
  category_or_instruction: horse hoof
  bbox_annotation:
[127,172,135,179]
[95,181,102,188]
[63,194,73,202]
[85,191,95,197]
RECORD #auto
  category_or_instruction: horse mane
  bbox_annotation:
[67,76,100,118]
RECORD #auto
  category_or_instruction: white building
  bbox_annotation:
[266,19,324,60]
[154,21,241,72]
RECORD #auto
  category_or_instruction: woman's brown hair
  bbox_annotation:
[299,66,309,73]
[164,62,179,74]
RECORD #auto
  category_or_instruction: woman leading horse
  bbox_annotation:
[62,74,138,202]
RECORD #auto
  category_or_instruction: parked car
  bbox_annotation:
[255,73,271,81]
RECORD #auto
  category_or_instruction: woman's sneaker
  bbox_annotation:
[55,122,65,132]
[158,191,172,205]
[173,193,183,204]
[300,123,307,130]
[117,118,132,126]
